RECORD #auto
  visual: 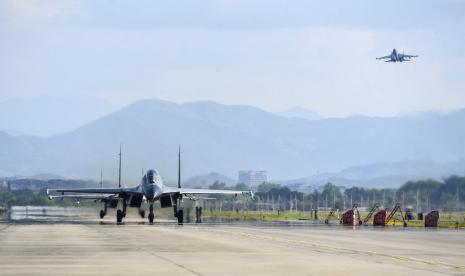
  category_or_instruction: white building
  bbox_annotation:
[238,171,267,186]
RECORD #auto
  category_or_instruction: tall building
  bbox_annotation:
[238,170,267,187]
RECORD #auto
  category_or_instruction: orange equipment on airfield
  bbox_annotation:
[340,204,362,226]
[340,209,356,226]
[373,210,387,226]
[424,210,439,227]
[373,203,407,227]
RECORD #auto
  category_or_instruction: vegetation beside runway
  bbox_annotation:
[1,176,464,229]
[0,187,98,207]
[201,210,465,228]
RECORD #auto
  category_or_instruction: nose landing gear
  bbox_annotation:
[148,204,154,224]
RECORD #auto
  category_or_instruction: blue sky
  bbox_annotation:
[1,0,464,117]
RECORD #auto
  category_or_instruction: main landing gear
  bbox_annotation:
[116,200,128,223]
[116,209,124,223]
[100,203,108,219]
[176,209,184,224]
[173,197,184,224]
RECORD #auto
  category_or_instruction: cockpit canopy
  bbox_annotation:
[146,169,159,183]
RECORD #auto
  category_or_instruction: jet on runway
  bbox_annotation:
[47,147,253,224]
[376,49,418,62]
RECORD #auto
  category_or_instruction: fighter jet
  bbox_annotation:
[47,147,253,224]
[376,49,418,62]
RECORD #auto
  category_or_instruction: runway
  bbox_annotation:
[0,219,464,275]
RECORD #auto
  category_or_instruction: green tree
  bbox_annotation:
[209,181,227,190]
[257,183,281,193]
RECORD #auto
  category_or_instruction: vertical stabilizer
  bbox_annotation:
[178,145,181,189]
[118,144,122,188]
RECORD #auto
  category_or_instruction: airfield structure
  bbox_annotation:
[340,204,363,226]
[362,203,380,225]
[373,203,407,227]
[324,208,339,224]
[373,210,387,226]
[424,210,439,227]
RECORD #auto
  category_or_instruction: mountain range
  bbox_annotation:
[279,106,323,121]
[0,96,118,136]
[0,99,464,187]
[278,159,465,190]
[183,172,237,188]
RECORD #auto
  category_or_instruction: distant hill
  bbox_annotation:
[2,178,111,190]
[28,173,65,181]
[279,160,465,189]
[183,172,237,188]
[0,96,118,136]
[278,106,323,121]
[0,99,464,186]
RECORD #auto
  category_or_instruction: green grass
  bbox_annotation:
[203,210,314,221]
[202,210,465,228]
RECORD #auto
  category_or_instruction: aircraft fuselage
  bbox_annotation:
[141,169,164,202]
[390,49,403,62]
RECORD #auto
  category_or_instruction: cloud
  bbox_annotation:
[1,0,81,26]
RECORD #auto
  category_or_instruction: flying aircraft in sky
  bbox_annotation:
[47,146,253,223]
[376,49,418,62]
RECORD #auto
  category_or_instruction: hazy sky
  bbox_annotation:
[1,0,464,117]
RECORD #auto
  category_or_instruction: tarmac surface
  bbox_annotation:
[0,212,464,275]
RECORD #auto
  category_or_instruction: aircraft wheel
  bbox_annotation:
[116,210,123,223]
[148,213,154,224]
[99,210,106,219]
[177,210,184,224]
[139,210,145,218]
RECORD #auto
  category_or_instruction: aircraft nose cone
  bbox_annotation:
[153,185,162,199]
[144,185,155,200]
[145,184,162,201]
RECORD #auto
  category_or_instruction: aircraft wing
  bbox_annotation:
[182,196,218,201]
[162,187,253,197]
[47,194,117,200]
[403,54,418,58]
[180,188,253,197]
[47,187,140,195]
[376,55,390,60]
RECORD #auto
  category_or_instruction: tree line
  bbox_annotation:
[1,176,464,212]
[210,176,465,212]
